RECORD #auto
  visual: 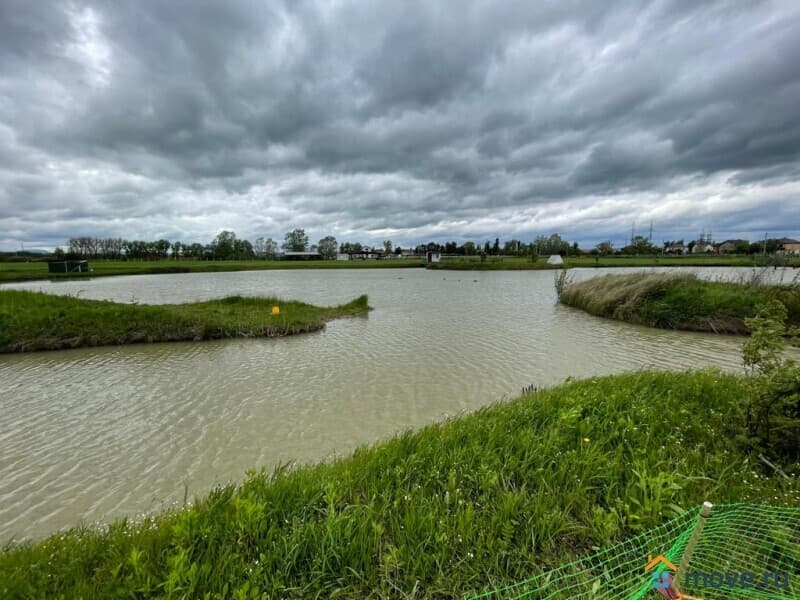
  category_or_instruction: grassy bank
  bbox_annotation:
[1,371,797,598]
[0,259,424,283]
[558,272,800,334]
[428,255,798,270]
[0,290,369,353]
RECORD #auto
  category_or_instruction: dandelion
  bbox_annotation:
[582,437,590,443]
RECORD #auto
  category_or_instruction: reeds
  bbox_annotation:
[559,272,800,334]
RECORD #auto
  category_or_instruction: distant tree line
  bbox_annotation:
[54,230,796,261]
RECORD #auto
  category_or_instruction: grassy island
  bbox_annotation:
[0,290,369,353]
[1,370,798,598]
[558,272,800,334]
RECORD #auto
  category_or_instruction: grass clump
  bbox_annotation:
[0,290,369,353]
[558,272,800,334]
[1,371,798,598]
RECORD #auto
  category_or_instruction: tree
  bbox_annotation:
[155,239,171,259]
[503,239,522,255]
[383,240,393,255]
[211,231,236,260]
[741,300,800,459]
[492,237,500,255]
[318,236,338,260]
[171,241,182,260]
[254,237,266,258]
[283,229,308,252]
[464,241,476,256]
[187,243,205,259]
[264,238,278,259]
[534,233,569,256]
[596,241,614,255]
[233,239,254,259]
[621,235,657,255]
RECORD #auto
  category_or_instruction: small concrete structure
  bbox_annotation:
[546,254,563,265]
[336,253,350,261]
[426,251,441,264]
[48,260,90,273]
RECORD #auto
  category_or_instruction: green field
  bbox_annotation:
[558,272,800,334]
[0,258,424,283]
[0,290,369,353]
[3,255,796,283]
[1,370,797,598]
[429,254,798,270]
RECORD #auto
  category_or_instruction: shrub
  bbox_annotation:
[740,300,800,459]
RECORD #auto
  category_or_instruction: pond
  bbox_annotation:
[0,266,788,541]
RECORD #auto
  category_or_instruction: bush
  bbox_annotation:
[740,300,800,459]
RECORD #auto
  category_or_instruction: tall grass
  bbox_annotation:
[559,272,800,334]
[1,371,798,598]
[0,291,369,353]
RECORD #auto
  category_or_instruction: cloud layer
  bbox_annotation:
[1,0,799,249]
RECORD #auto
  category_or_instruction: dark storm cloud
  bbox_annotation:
[1,0,799,250]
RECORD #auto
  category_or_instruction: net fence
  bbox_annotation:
[468,503,799,600]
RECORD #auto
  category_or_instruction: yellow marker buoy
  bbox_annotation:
[271,306,280,315]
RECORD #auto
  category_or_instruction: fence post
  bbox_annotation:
[671,501,713,598]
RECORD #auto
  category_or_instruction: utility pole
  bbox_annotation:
[763,232,768,257]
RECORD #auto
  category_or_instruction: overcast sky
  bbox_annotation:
[1,1,799,251]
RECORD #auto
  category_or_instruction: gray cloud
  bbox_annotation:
[1,0,799,250]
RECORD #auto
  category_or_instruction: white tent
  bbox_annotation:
[547,254,564,265]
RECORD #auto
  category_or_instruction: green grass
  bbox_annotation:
[0,290,369,353]
[559,272,800,334]
[428,255,799,270]
[0,259,424,283]
[1,371,797,598]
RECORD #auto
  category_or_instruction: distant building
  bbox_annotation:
[345,248,386,260]
[715,239,748,254]
[664,243,687,255]
[282,251,322,260]
[426,251,441,263]
[691,241,715,254]
[776,238,800,255]
[336,253,350,261]
[547,254,564,265]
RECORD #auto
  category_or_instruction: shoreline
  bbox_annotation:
[1,370,796,597]
[0,259,424,284]
[427,256,799,271]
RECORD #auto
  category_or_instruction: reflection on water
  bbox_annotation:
[0,267,791,541]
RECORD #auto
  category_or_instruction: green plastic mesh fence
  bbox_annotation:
[468,503,799,600]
